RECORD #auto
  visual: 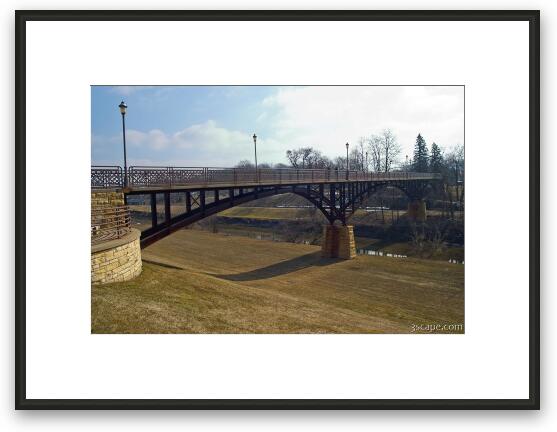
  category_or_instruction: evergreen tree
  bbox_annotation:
[412,134,429,172]
[429,142,443,173]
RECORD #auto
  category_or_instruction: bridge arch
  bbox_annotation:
[122,177,441,247]
[343,180,437,224]
[131,184,339,247]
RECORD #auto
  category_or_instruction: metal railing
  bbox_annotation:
[91,205,132,245]
[91,165,441,189]
[91,166,123,189]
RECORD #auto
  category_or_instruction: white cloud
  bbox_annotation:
[126,129,169,150]
[261,86,464,162]
[93,120,260,167]
[124,120,251,153]
[93,86,464,167]
[172,120,248,152]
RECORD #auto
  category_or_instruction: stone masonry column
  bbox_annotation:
[321,225,338,258]
[407,199,427,221]
[91,190,142,284]
[321,225,356,259]
[91,229,142,284]
[91,190,125,207]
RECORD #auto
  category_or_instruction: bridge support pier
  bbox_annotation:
[407,199,427,221]
[91,190,142,284]
[321,225,356,259]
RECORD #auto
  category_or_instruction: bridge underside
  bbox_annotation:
[124,179,435,248]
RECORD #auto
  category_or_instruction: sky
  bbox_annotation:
[91,85,464,168]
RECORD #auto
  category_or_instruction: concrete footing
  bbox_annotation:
[321,225,356,259]
[407,199,427,221]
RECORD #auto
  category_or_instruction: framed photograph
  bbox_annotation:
[15,10,539,409]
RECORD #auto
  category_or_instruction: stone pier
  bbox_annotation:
[91,229,142,284]
[91,190,125,207]
[407,199,427,221]
[91,190,142,284]
[321,225,356,259]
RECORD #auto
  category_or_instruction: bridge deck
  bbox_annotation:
[92,166,441,191]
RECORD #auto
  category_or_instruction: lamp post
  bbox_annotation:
[405,154,409,172]
[253,133,258,182]
[119,101,128,187]
[345,142,349,180]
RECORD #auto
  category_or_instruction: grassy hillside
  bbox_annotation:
[219,206,322,221]
[92,230,464,334]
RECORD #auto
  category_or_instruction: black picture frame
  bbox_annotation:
[15,9,540,410]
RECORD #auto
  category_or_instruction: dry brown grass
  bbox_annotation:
[92,230,464,334]
[219,206,317,220]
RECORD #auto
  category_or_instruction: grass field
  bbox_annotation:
[219,206,322,220]
[218,206,408,221]
[219,206,463,223]
[129,200,463,226]
[92,230,464,334]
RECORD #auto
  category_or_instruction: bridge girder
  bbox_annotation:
[125,178,441,247]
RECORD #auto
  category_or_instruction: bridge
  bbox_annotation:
[91,166,442,252]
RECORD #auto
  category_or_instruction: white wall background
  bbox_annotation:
[0,0,553,430]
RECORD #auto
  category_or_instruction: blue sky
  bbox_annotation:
[91,85,464,167]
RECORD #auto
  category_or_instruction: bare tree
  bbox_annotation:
[349,148,364,171]
[409,223,427,256]
[356,137,367,171]
[368,134,383,172]
[381,129,402,172]
[286,147,331,169]
[364,129,402,172]
[286,149,302,167]
[332,156,346,170]
[444,143,464,211]
[300,147,314,168]
[235,160,254,168]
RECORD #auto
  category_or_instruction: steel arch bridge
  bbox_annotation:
[91,166,442,248]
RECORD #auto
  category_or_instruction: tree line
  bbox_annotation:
[235,129,464,186]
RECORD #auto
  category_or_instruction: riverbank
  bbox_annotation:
[92,230,464,334]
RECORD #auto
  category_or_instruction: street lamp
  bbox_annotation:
[119,100,128,187]
[253,133,258,182]
[345,142,349,179]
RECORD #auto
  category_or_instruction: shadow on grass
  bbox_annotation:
[214,251,339,281]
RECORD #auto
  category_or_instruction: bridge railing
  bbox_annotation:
[92,165,441,189]
[91,166,123,189]
[91,205,132,245]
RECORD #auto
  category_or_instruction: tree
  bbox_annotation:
[285,147,330,169]
[299,147,314,168]
[381,129,401,172]
[349,148,364,171]
[332,156,347,170]
[429,142,443,173]
[368,134,383,172]
[286,149,302,167]
[356,137,367,171]
[412,134,429,172]
[235,160,254,168]
[365,129,401,172]
[436,143,464,219]
[444,143,464,205]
